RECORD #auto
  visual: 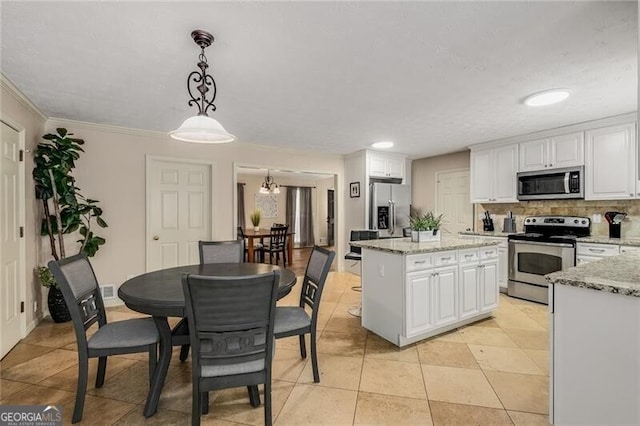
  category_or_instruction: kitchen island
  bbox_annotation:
[546,252,640,425]
[352,236,500,346]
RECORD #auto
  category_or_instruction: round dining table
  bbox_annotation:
[118,263,297,417]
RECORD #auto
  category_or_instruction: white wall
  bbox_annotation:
[42,118,345,296]
[411,150,470,213]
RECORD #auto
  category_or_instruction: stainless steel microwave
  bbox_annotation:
[517,166,584,200]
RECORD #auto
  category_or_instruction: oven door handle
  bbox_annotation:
[509,240,574,249]
[564,172,570,194]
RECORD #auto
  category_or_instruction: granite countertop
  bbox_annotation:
[577,236,640,247]
[351,236,499,255]
[546,251,640,298]
[458,231,514,238]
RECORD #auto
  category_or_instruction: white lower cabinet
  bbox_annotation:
[480,259,499,312]
[363,245,499,347]
[459,256,498,321]
[459,262,480,320]
[433,265,458,327]
[406,271,435,337]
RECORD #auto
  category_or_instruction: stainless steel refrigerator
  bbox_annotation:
[369,182,411,237]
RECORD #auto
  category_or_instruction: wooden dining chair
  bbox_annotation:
[257,225,289,267]
[182,271,280,426]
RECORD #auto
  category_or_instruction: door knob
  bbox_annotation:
[153,235,160,240]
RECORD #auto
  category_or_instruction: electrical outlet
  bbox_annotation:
[592,214,602,224]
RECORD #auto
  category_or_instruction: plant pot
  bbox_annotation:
[411,229,441,243]
[47,287,71,323]
[253,226,260,231]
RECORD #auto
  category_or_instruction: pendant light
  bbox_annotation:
[169,30,236,143]
[259,170,280,194]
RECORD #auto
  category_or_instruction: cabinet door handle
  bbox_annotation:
[440,256,451,262]
[549,163,553,167]
[588,248,605,253]
[484,251,493,255]
[630,193,634,197]
[414,260,426,265]
[464,254,474,258]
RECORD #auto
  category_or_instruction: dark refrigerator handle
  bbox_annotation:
[389,200,395,235]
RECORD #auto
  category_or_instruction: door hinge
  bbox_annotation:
[19,149,24,162]
[20,301,24,313]
[19,226,24,238]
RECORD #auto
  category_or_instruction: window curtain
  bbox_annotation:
[299,187,315,247]
[237,183,245,230]
[285,187,296,233]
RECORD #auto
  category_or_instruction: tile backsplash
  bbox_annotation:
[478,200,640,238]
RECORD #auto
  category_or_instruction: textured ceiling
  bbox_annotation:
[1,1,637,158]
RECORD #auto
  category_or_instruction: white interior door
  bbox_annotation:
[1,121,25,358]
[436,169,473,234]
[146,157,213,271]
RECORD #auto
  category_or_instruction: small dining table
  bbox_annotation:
[118,263,297,417]
[243,228,295,264]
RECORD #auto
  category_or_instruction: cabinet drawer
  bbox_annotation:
[458,249,479,263]
[433,251,457,266]
[620,245,640,254]
[479,247,498,259]
[406,254,432,271]
[577,243,619,257]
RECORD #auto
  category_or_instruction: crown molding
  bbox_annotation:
[46,117,170,139]
[0,73,48,122]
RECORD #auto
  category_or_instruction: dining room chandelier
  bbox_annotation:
[169,30,236,144]
[259,170,280,194]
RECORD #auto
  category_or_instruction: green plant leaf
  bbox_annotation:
[96,217,108,228]
[56,128,67,137]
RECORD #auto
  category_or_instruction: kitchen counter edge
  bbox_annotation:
[546,251,640,298]
[351,237,500,255]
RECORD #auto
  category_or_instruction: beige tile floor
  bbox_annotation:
[0,272,550,425]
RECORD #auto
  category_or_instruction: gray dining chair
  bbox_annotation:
[182,271,280,426]
[176,239,245,362]
[274,246,335,382]
[199,240,244,264]
[48,254,158,424]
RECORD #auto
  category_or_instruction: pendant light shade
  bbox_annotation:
[169,115,236,143]
[169,30,236,144]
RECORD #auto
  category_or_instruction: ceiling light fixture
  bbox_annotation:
[524,89,570,107]
[169,30,236,143]
[259,170,280,194]
[371,141,394,149]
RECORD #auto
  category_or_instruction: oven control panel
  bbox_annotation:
[524,216,590,228]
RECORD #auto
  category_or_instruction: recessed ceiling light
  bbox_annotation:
[371,141,394,149]
[524,89,570,107]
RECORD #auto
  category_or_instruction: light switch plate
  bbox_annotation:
[592,214,602,224]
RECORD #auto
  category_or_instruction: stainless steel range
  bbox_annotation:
[508,216,591,304]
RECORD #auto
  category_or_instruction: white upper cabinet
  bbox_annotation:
[519,132,584,172]
[368,152,405,180]
[585,123,636,200]
[470,144,518,203]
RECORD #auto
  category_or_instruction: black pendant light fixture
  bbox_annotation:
[169,30,236,143]
[259,170,280,194]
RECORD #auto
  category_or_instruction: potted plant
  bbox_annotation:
[33,128,108,323]
[409,211,444,242]
[250,209,261,231]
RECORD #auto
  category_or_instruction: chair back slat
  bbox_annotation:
[300,246,335,311]
[199,240,244,264]
[48,254,107,344]
[182,272,279,370]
